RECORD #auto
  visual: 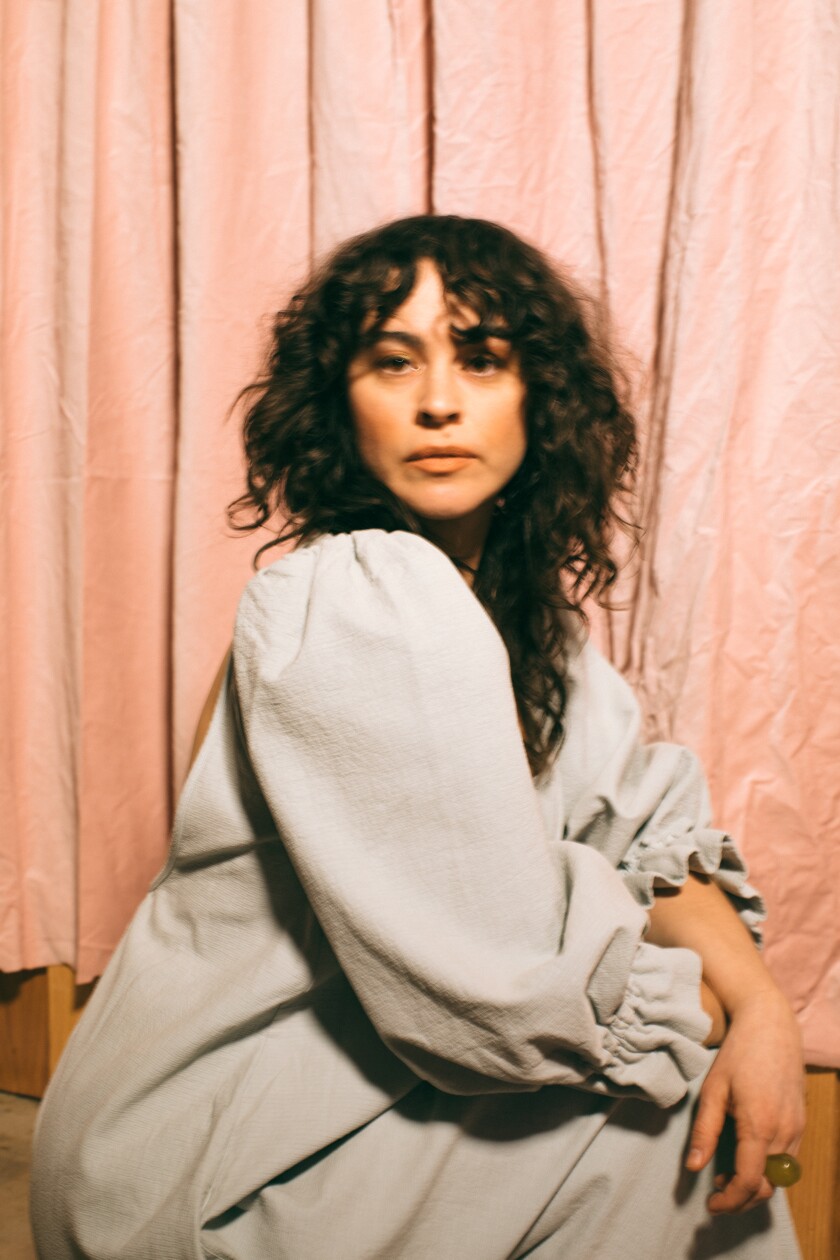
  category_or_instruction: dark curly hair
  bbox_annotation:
[229,215,637,777]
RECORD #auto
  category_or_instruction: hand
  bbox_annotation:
[685,985,805,1214]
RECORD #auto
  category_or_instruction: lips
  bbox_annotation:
[407,447,476,461]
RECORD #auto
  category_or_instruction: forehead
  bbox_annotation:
[376,260,478,334]
[363,263,522,358]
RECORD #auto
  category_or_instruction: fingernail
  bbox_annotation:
[686,1148,703,1169]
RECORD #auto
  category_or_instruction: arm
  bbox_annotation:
[232,531,712,1103]
[559,644,766,952]
[648,875,805,1215]
[555,641,804,1213]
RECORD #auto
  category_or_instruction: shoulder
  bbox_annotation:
[546,633,644,795]
[234,530,508,678]
[563,635,640,727]
[243,529,467,600]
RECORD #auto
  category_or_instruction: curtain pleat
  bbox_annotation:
[2,0,80,971]
[1,0,838,1064]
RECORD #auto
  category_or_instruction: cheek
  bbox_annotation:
[348,385,405,476]
[490,393,528,474]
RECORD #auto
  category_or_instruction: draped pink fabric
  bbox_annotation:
[1,0,838,1066]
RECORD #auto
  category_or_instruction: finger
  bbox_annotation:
[686,1080,728,1171]
[708,1136,772,1214]
[709,1175,774,1215]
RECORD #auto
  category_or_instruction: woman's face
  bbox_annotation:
[347,261,527,543]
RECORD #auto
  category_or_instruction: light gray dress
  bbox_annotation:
[30,530,800,1259]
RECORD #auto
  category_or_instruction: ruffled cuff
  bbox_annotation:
[619,825,765,945]
[598,941,713,1107]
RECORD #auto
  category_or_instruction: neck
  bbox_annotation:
[420,504,494,586]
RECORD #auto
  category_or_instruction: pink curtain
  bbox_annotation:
[2,0,838,1067]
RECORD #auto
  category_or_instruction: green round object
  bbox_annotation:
[764,1153,802,1188]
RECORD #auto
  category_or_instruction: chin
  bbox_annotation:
[407,496,491,522]
[411,505,473,521]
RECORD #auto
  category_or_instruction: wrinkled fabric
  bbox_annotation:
[30,532,799,1259]
[1,0,838,1066]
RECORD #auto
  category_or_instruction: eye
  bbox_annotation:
[463,351,502,376]
[376,353,418,375]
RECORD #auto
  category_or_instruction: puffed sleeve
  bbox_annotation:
[556,641,765,942]
[232,530,712,1106]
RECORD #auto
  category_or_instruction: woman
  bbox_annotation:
[32,216,804,1259]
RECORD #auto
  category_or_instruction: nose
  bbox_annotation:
[417,358,461,427]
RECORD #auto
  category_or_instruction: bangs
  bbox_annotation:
[334,217,537,351]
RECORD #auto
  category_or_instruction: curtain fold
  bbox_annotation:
[1,0,838,1065]
[623,0,840,1068]
[2,0,80,972]
[2,0,178,979]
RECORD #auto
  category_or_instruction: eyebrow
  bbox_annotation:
[360,323,513,350]
[360,330,423,351]
[451,322,513,344]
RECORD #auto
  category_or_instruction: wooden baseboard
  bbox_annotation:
[1,969,838,1255]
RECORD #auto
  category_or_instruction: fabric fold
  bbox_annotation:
[601,941,711,1101]
[549,640,766,945]
[621,825,765,944]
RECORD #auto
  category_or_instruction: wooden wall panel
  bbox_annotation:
[0,969,50,1097]
[787,1068,840,1260]
[0,966,94,1098]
